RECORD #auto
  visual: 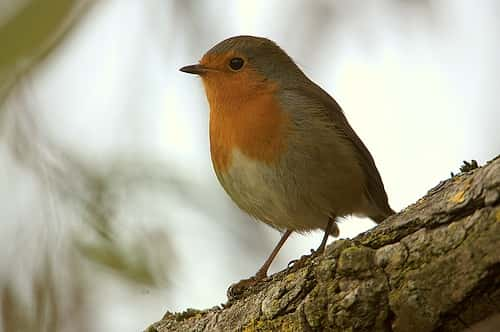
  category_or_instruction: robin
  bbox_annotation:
[180,35,394,283]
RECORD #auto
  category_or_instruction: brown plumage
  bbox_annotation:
[180,35,395,282]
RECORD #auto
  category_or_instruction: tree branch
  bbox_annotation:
[148,156,500,332]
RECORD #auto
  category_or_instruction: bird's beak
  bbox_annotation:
[179,64,209,75]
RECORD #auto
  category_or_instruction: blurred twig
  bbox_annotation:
[0,0,95,103]
[2,92,176,287]
[0,1,177,330]
[1,254,88,332]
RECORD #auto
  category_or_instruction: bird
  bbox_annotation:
[180,35,395,283]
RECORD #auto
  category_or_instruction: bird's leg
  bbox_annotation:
[288,218,337,270]
[254,229,292,280]
[228,230,292,300]
[315,218,335,253]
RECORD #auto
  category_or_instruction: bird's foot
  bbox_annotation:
[287,246,327,271]
[287,252,313,270]
[227,273,266,301]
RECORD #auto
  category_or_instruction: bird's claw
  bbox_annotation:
[287,259,298,268]
[227,274,265,301]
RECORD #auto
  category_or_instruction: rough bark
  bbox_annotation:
[148,156,500,332]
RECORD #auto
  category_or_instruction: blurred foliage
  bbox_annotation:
[0,1,94,329]
[78,235,162,286]
[0,1,176,330]
[74,166,177,287]
[1,256,87,332]
[0,0,93,103]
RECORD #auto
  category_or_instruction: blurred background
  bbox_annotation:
[0,0,498,331]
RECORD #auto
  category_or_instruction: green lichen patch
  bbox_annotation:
[337,246,375,276]
[261,268,311,319]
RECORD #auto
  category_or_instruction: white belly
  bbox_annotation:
[216,149,329,231]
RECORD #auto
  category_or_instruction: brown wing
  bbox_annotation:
[301,82,395,222]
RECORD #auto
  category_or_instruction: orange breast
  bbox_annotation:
[202,72,288,173]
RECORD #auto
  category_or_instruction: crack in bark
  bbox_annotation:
[384,308,395,332]
[437,263,500,331]
[297,303,314,332]
[285,274,317,315]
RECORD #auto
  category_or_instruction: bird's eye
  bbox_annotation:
[229,57,244,71]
